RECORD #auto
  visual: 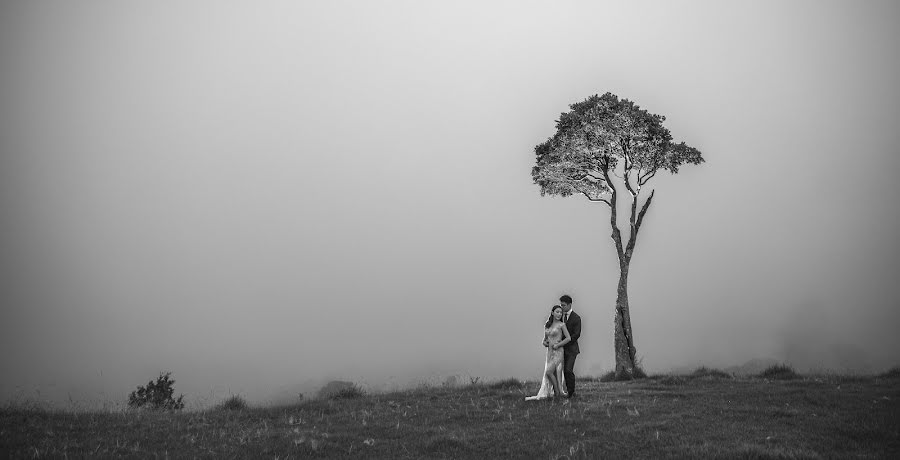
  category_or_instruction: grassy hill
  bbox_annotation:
[3,370,899,458]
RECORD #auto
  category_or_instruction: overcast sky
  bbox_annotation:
[2,1,899,408]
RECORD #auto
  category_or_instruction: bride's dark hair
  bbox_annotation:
[545,305,563,329]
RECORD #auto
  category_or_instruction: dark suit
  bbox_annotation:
[563,310,581,396]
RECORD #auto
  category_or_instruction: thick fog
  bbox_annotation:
[2,1,899,408]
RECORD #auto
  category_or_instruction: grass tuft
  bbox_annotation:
[317,380,366,400]
[328,384,366,400]
[878,366,900,379]
[486,378,524,390]
[214,395,248,411]
[598,366,647,382]
[758,364,801,380]
[658,375,687,385]
[691,366,733,379]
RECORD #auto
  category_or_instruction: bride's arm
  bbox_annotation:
[542,330,549,347]
[555,324,572,349]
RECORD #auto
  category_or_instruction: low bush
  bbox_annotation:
[128,372,185,410]
[215,395,248,411]
[691,367,733,379]
[758,364,801,380]
[319,381,365,400]
[878,367,900,379]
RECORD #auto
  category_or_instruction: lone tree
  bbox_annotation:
[532,92,704,379]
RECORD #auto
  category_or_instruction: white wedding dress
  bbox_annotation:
[525,322,567,400]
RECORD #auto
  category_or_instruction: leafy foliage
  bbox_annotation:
[532,92,703,202]
[127,372,185,410]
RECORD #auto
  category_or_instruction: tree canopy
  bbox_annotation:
[532,92,703,206]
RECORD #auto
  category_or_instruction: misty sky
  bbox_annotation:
[2,1,899,408]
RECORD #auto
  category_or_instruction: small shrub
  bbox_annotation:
[128,372,185,410]
[691,366,733,379]
[215,395,248,411]
[487,378,524,390]
[878,367,900,379]
[331,385,365,399]
[442,375,460,388]
[319,381,365,400]
[758,364,801,380]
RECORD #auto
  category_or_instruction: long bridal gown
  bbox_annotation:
[525,322,567,400]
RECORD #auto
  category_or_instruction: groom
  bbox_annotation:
[559,294,581,398]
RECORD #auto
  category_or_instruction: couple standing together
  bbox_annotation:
[526,294,581,400]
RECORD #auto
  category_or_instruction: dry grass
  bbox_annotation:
[2,372,899,458]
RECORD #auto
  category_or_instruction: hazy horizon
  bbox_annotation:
[2,1,899,409]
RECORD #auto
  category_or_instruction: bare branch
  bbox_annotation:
[580,192,611,206]
[571,172,605,184]
[624,189,656,262]
[620,139,638,197]
[572,182,611,206]
[634,189,655,231]
[638,169,657,186]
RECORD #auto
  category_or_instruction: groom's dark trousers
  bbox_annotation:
[563,311,582,397]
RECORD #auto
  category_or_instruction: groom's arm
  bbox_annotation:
[568,315,582,343]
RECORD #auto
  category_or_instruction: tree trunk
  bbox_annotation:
[613,262,638,379]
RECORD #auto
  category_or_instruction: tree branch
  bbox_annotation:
[625,189,655,261]
[601,160,625,262]
[580,192,611,206]
[572,181,611,206]
[570,172,606,184]
[634,189,655,231]
[638,169,657,186]
[621,140,637,197]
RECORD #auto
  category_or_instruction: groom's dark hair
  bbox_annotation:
[560,294,573,304]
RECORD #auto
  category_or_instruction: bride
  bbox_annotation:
[525,305,571,400]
